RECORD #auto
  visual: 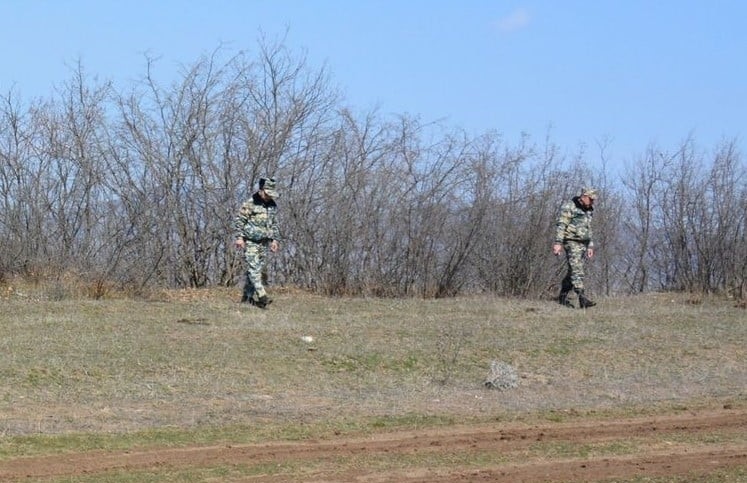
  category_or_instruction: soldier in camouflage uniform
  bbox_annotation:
[552,188,598,308]
[234,178,281,309]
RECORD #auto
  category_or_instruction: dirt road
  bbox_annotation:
[2,407,745,482]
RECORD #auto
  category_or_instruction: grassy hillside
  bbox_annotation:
[1,285,743,442]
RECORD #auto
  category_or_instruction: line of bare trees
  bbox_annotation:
[1,41,744,299]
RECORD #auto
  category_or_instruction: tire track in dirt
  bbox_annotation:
[1,408,745,481]
[356,447,747,483]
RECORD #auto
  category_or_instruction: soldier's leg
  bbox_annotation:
[243,243,268,302]
[559,263,575,307]
[565,241,587,292]
[241,271,254,303]
[566,242,596,308]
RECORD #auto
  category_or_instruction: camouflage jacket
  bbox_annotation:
[234,192,280,243]
[554,196,594,247]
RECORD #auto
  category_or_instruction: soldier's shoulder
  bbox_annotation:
[239,199,259,213]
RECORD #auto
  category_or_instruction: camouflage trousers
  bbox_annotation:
[241,241,269,302]
[561,240,589,293]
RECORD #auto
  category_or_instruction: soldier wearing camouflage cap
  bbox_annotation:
[552,188,598,308]
[233,177,281,309]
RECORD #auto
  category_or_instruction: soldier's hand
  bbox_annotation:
[234,238,245,250]
[552,243,563,256]
[586,247,595,259]
[270,240,280,253]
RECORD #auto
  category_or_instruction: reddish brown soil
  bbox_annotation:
[1,408,745,482]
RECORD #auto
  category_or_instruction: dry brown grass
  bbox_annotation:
[0,284,744,438]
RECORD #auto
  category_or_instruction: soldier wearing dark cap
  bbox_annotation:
[234,177,281,308]
[552,188,598,308]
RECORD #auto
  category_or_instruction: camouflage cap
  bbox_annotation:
[581,187,598,200]
[260,177,280,198]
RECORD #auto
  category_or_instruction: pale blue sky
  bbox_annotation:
[2,1,745,165]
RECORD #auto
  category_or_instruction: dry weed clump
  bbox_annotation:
[0,272,125,301]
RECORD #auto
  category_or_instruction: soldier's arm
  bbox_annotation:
[554,203,572,243]
[269,221,280,241]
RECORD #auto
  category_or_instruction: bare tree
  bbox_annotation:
[619,145,666,292]
[1,39,744,301]
[620,137,745,295]
[103,39,338,289]
[0,89,39,275]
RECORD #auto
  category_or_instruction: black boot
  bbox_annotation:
[255,295,271,309]
[241,291,258,305]
[241,273,254,303]
[558,275,574,308]
[558,291,575,308]
[577,290,596,308]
